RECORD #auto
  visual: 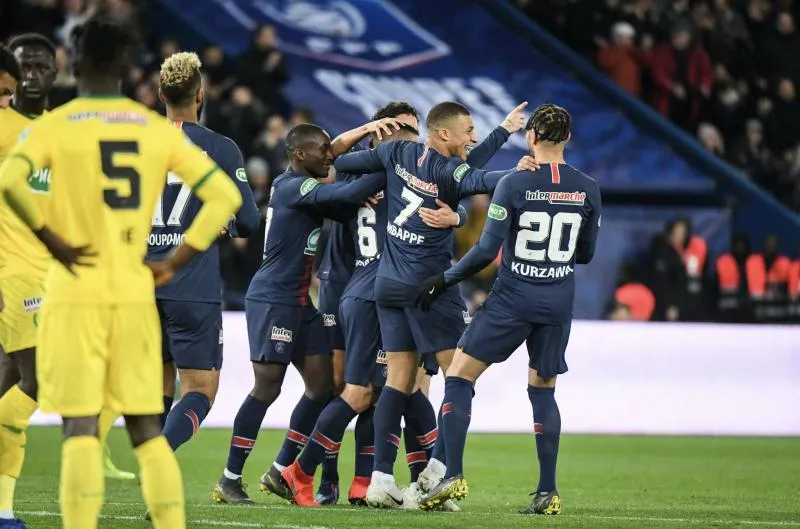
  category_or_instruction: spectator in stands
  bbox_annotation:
[746,234,792,321]
[707,65,746,147]
[757,12,800,86]
[290,106,315,127]
[715,233,754,322]
[218,85,267,157]
[598,22,647,96]
[49,45,77,108]
[55,0,89,44]
[245,156,271,210]
[202,44,237,99]
[768,78,800,152]
[650,22,713,130]
[697,122,725,156]
[647,217,690,321]
[607,300,632,321]
[730,119,775,187]
[613,264,656,321]
[239,24,290,115]
[251,114,288,179]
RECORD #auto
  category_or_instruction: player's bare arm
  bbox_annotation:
[330,117,402,157]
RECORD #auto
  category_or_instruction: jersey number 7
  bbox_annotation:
[152,172,192,227]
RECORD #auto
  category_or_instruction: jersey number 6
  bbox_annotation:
[101,140,141,210]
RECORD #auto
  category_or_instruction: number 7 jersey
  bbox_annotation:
[2,96,240,305]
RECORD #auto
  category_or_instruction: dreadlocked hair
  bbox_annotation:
[74,12,135,78]
[525,103,571,144]
[0,45,21,82]
[159,51,202,106]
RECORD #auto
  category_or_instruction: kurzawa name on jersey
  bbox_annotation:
[511,261,574,279]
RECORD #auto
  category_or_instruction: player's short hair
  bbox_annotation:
[0,45,21,81]
[159,51,202,107]
[7,33,56,57]
[525,103,571,144]
[372,101,419,122]
[74,13,136,77]
[426,101,470,132]
[286,123,328,154]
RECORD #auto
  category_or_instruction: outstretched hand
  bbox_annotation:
[365,118,401,141]
[501,101,529,134]
[517,155,541,172]
[419,199,461,229]
[35,227,96,276]
[415,273,447,312]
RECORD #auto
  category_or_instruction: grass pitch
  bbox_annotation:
[16,427,800,528]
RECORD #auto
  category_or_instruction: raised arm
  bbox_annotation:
[294,171,387,207]
[466,101,528,168]
[330,118,401,157]
[333,145,387,174]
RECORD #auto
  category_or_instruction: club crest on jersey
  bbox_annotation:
[235,168,248,182]
[395,164,438,196]
[271,326,293,343]
[23,297,42,312]
[487,203,507,221]
[452,163,470,182]
[526,189,586,206]
[322,313,336,327]
[300,177,320,196]
[28,167,51,194]
[304,227,321,256]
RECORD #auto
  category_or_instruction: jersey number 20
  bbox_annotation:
[515,211,582,263]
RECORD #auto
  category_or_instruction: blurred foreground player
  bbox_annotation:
[416,104,602,514]
[213,121,394,504]
[0,14,242,529]
[0,45,19,109]
[151,51,260,453]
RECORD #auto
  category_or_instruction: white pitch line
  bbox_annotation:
[18,505,800,527]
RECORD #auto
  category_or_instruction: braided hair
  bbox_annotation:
[525,103,571,144]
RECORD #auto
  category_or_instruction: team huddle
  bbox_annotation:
[0,10,601,529]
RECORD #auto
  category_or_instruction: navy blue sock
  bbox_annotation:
[275,395,327,467]
[225,394,269,476]
[442,376,474,479]
[528,386,560,493]
[373,386,408,474]
[160,395,174,430]
[405,390,438,457]
[298,397,356,478]
[431,403,446,463]
[354,407,375,477]
[403,427,427,482]
[163,392,211,451]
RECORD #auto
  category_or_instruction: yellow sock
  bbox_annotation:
[0,475,16,516]
[136,436,185,529]
[0,385,38,488]
[98,409,119,446]
[60,436,104,529]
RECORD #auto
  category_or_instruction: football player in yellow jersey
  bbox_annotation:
[0,14,242,529]
[0,45,20,110]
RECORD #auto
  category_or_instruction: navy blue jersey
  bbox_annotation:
[315,171,356,284]
[444,163,602,323]
[333,140,510,287]
[342,173,387,301]
[147,121,260,302]
[246,169,385,306]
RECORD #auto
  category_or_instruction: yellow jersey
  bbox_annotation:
[0,106,51,278]
[0,95,242,305]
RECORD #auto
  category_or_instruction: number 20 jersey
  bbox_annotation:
[488,163,601,323]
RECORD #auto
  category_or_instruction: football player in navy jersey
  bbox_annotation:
[415,104,601,515]
[148,53,260,461]
[213,119,398,504]
[332,100,535,508]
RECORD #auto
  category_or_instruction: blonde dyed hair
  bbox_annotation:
[159,51,202,105]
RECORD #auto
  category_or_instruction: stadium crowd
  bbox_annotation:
[4,0,797,324]
[515,0,800,213]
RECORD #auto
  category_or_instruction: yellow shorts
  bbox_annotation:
[0,274,45,353]
[37,303,164,417]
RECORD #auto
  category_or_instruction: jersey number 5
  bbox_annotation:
[515,212,582,263]
[101,141,141,209]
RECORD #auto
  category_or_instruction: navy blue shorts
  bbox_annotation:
[157,299,223,370]
[458,296,570,380]
[340,296,386,388]
[421,353,439,376]
[245,300,330,364]
[318,279,347,350]
[375,277,467,355]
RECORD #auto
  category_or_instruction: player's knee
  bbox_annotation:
[341,384,372,413]
[62,416,99,438]
[178,369,218,404]
[123,414,162,448]
[435,349,454,373]
[304,378,332,403]
[332,371,345,396]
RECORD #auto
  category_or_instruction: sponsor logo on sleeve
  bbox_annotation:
[300,177,320,196]
[235,168,248,182]
[487,203,507,221]
[452,163,470,182]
